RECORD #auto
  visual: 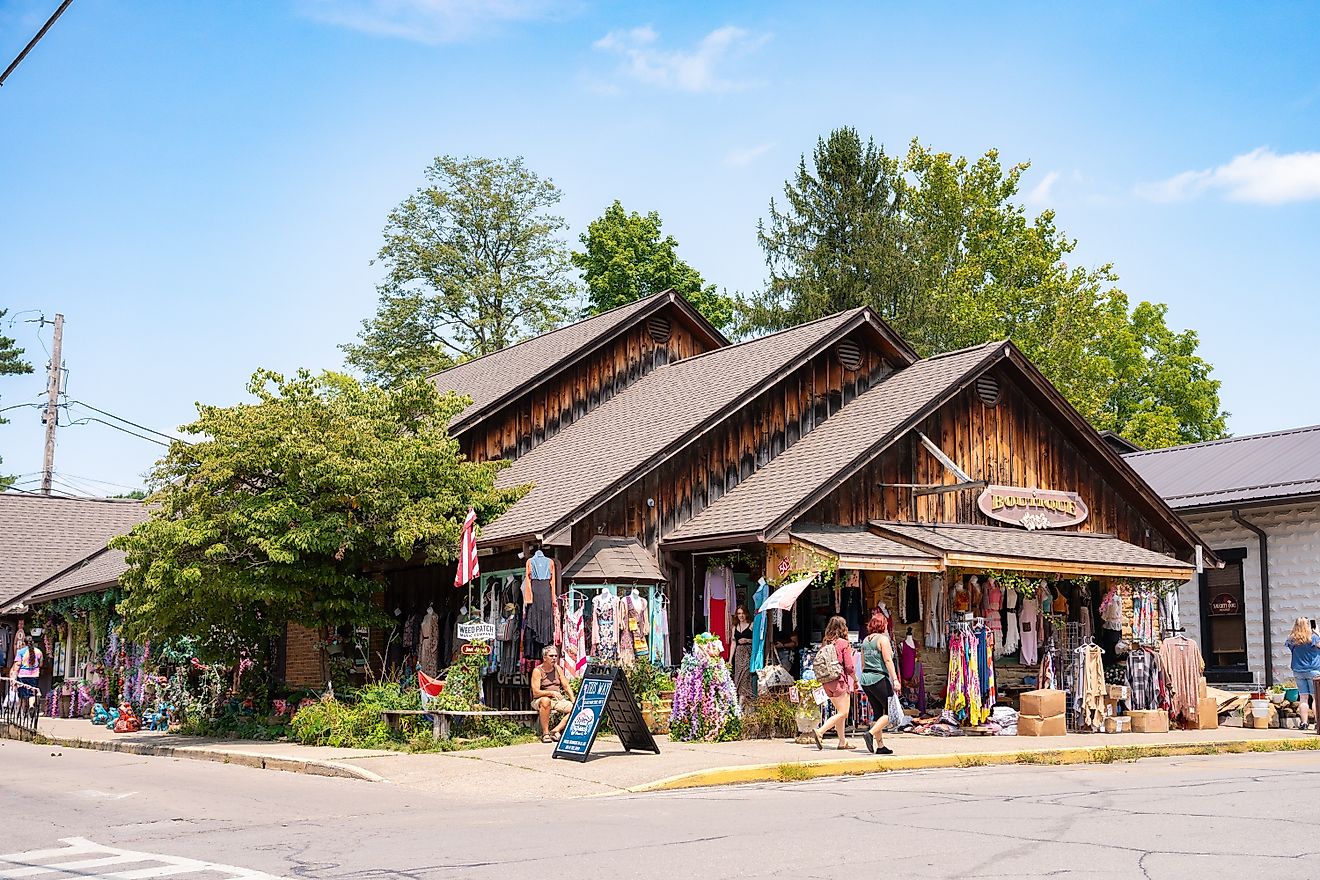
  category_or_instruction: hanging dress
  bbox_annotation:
[592,592,620,662]
[1019,593,1040,666]
[1001,589,1020,656]
[562,605,587,675]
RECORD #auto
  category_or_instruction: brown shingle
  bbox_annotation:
[430,290,723,431]
[871,521,1192,572]
[562,537,666,583]
[790,524,937,562]
[663,341,1007,544]
[478,309,866,546]
[0,494,148,607]
[10,547,129,610]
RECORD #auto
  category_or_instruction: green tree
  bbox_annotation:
[111,369,523,662]
[744,127,915,333]
[343,156,577,386]
[741,131,1228,448]
[0,309,34,488]
[573,200,735,330]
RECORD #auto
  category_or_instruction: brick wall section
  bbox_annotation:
[284,622,326,688]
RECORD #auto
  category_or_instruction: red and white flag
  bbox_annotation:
[417,671,445,708]
[454,508,480,588]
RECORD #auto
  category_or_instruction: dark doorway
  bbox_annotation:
[1200,547,1251,683]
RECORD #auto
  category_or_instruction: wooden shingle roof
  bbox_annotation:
[663,341,1007,546]
[478,309,868,546]
[562,537,666,583]
[430,290,727,433]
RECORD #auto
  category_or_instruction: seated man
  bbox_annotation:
[530,647,573,743]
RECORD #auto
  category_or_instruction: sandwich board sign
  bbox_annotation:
[552,663,660,762]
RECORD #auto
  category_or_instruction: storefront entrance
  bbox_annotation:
[1199,547,1251,683]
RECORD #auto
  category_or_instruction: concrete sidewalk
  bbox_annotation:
[32,716,1319,799]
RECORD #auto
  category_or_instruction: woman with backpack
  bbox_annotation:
[811,615,857,750]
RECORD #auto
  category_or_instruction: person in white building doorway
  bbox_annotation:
[1285,617,1320,730]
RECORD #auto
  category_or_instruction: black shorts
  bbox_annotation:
[862,678,894,714]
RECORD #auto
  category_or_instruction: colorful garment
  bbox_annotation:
[750,579,770,674]
[562,605,587,675]
[592,591,619,661]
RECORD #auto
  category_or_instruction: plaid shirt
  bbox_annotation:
[1126,648,1164,711]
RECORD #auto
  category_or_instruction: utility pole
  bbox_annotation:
[40,313,64,495]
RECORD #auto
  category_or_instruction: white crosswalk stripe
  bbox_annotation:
[0,838,291,880]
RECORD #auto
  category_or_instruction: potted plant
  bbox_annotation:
[792,679,822,735]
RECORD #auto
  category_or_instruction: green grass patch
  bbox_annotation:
[775,763,811,782]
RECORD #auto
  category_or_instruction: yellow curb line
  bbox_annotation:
[627,737,1320,793]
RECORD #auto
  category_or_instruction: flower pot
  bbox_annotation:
[1285,688,1300,702]
[1249,699,1270,719]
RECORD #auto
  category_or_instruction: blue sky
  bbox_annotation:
[1,0,1317,493]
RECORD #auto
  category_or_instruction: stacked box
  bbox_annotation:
[1018,714,1067,736]
[1126,710,1169,733]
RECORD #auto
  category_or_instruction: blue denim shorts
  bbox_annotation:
[1296,675,1317,697]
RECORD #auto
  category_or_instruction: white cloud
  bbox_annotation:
[298,0,574,44]
[1026,170,1060,206]
[593,24,769,93]
[724,142,773,167]
[1137,147,1320,205]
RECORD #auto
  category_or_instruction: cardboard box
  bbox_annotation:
[1107,684,1130,702]
[1103,716,1131,734]
[1018,713,1067,737]
[1195,696,1219,730]
[1020,689,1066,718]
[1127,709,1169,733]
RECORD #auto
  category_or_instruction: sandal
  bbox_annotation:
[552,731,562,741]
[542,734,554,743]
[838,742,856,750]
[811,729,823,751]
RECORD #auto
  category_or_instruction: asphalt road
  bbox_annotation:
[2,737,1316,879]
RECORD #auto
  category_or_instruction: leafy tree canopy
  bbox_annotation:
[743,128,1227,448]
[112,370,523,659]
[0,309,34,489]
[342,156,577,387]
[573,200,734,330]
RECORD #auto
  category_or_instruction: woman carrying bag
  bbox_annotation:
[811,615,857,750]
[859,610,901,754]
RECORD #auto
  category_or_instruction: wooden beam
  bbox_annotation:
[942,552,1192,581]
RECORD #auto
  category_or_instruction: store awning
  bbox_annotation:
[562,536,667,583]
[790,524,942,573]
[868,521,1195,580]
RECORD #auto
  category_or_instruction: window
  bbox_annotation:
[1199,547,1250,682]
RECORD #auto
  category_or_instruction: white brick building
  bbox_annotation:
[1127,426,1320,687]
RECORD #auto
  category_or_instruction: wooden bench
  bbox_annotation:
[380,709,540,740]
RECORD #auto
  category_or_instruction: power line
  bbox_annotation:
[64,399,183,444]
[66,415,173,448]
[54,471,145,494]
[1,0,74,89]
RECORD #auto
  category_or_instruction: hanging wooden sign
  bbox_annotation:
[977,485,1089,531]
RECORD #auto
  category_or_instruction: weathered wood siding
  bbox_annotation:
[460,306,718,463]
[803,365,1175,553]
[571,330,896,551]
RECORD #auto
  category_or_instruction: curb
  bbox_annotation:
[35,734,388,783]
[627,737,1320,793]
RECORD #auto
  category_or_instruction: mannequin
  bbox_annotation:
[523,549,558,652]
[1001,588,1021,655]
[985,576,1004,653]
[419,604,439,676]
[1018,585,1040,666]
[952,577,971,614]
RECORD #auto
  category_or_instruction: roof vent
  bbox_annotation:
[647,316,672,344]
[975,374,1001,406]
[837,340,863,371]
